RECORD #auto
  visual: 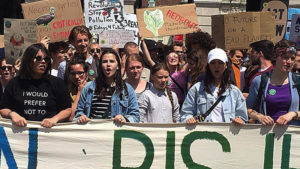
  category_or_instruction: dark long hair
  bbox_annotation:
[204,61,233,96]
[18,43,51,79]
[95,49,128,99]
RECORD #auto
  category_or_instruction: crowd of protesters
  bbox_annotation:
[0,25,300,127]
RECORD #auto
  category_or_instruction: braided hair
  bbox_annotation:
[151,63,176,122]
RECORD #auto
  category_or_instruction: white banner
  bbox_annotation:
[0,119,300,169]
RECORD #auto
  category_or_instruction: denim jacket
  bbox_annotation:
[73,81,140,122]
[180,82,248,123]
[246,71,300,125]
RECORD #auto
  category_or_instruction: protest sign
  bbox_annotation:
[85,0,125,33]
[0,35,4,58]
[98,30,135,48]
[123,14,139,44]
[0,35,4,48]
[0,119,300,168]
[289,14,300,47]
[212,12,276,50]
[261,0,289,42]
[4,19,37,62]
[21,0,84,42]
[141,0,181,8]
[286,8,300,40]
[136,4,198,38]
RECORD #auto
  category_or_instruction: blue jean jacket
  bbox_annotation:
[73,81,140,122]
[180,82,248,123]
[246,71,300,125]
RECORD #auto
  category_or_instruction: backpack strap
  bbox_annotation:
[254,73,269,112]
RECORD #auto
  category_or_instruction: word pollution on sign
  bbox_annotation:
[211,12,276,50]
[261,0,289,42]
[289,14,300,47]
[4,19,37,63]
[98,30,135,48]
[21,0,84,42]
[85,0,125,33]
[136,4,198,38]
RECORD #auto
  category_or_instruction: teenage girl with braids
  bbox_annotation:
[73,49,139,124]
[181,48,247,124]
[138,63,180,123]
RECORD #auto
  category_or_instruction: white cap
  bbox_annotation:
[207,48,228,64]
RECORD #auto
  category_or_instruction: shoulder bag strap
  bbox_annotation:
[202,95,225,118]
[169,75,185,95]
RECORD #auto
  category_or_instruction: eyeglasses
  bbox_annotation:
[34,55,51,63]
[0,66,13,71]
[91,48,101,54]
[70,71,85,77]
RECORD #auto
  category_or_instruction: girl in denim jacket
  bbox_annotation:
[181,48,248,124]
[74,49,139,124]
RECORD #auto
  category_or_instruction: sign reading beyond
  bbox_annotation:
[212,12,276,50]
[4,19,37,62]
[290,14,300,47]
[136,4,198,38]
[98,30,135,48]
[261,0,289,42]
[21,0,84,42]
[85,0,125,33]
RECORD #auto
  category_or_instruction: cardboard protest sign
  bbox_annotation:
[141,0,181,8]
[4,19,37,62]
[212,12,276,50]
[85,0,125,33]
[21,0,84,42]
[289,14,300,47]
[0,35,4,48]
[0,35,4,58]
[123,14,139,44]
[261,0,289,42]
[98,30,134,48]
[136,4,198,38]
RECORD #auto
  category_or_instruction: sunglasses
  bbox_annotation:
[1,66,13,71]
[70,71,85,77]
[91,48,101,54]
[34,55,51,62]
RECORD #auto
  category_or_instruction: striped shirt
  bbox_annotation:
[90,87,115,119]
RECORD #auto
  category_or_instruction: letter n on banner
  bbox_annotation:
[0,126,17,168]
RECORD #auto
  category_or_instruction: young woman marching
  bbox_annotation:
[138,63,180,123]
